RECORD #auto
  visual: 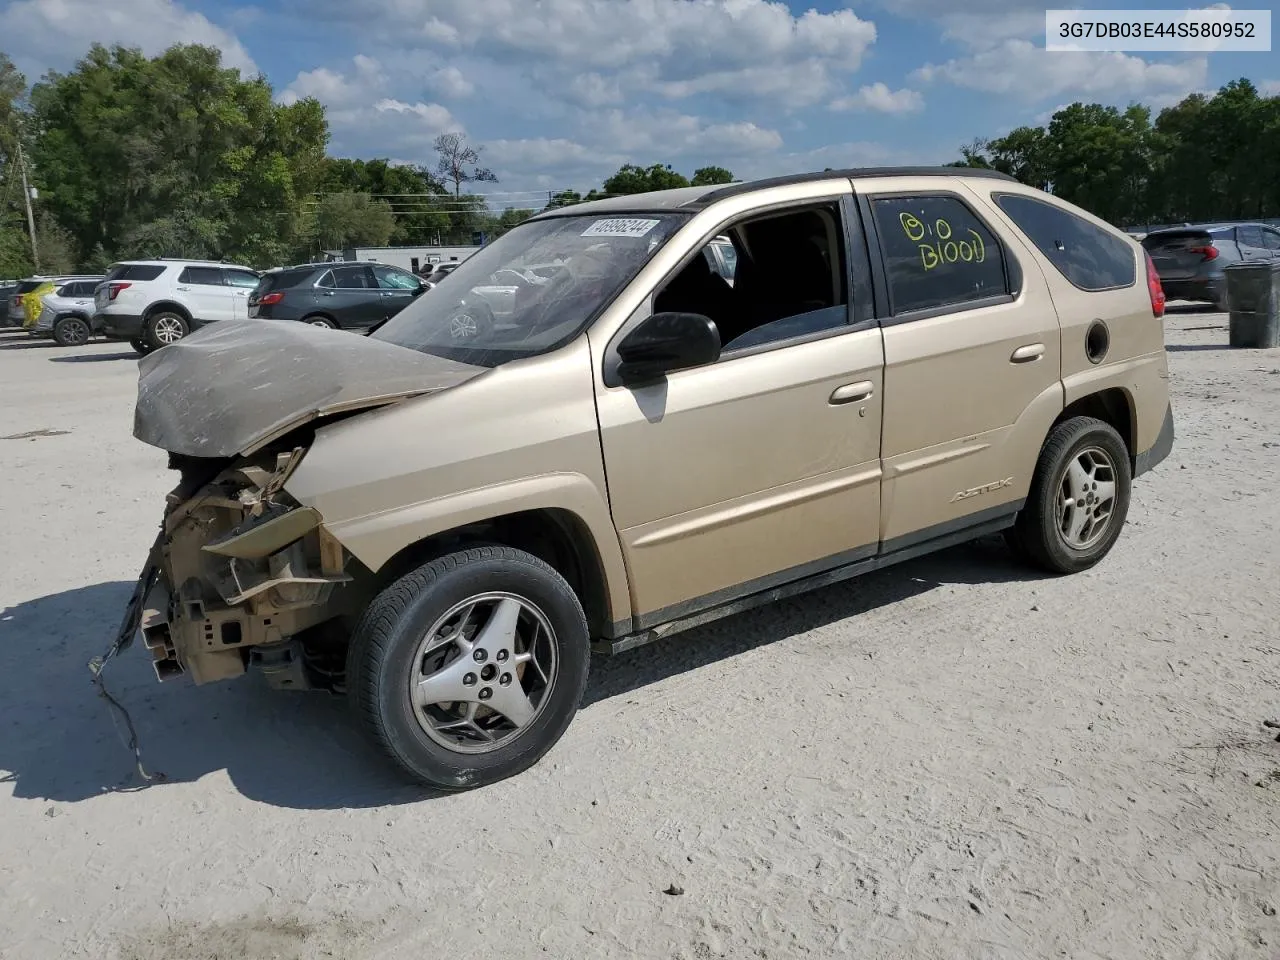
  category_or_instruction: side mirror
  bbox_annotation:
[616,311,721,384]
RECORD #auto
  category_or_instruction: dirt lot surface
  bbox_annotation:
[1,309,1278,960]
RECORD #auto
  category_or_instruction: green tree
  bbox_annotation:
[691,165,735,186]
[28,43,330,267]
[603,163,690,194]
[310,192,395,249]
[319,156,452,245]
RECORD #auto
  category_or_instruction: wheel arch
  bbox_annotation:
[1053,387,1136,467]
[366,508,614,639]
[144,300,192,322]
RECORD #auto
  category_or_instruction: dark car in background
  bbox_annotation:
[249,261,428,331]
[1142,222,1280,309]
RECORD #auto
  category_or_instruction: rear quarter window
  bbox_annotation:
[258,270,318,292]
[870,194,1011,315]
[995,194,1135,291]
[104,264,167,282]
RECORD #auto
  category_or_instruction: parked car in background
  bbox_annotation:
[119,166,1173,790]
[420,261,462,288]
[17,275,101,330]
[0,281,17,321]
[6,278,48,327]
[95,259,261,353]
[30,277,105,345]
[1142,222,1280,309]
[249,261,427,331]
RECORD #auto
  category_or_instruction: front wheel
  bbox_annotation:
[130,338,153,356]
[1009,416,1131,575]
[346,546,590,790]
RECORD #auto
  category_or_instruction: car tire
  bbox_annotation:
[144,311,189,349]
[130,339,153,356]
[347,545,591,791]
[52,316,92,346]
[302,315,338,329]
[1009,416,1131,575]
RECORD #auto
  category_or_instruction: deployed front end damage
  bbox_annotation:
[137,447,355,690]
[116,319,487,693]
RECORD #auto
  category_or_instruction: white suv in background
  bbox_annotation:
[95,259,260,353]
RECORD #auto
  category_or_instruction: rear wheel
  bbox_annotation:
[347,546,590,791]
[303,315,337,329]
[53,316,92,346]
[1009,416,1131,574]
[145,311,189,349]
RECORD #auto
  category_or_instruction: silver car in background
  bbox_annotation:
[30,277,104,345]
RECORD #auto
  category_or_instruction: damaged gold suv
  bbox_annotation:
[118,168,1174,790]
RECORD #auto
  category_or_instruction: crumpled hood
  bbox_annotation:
[134,319,484,458]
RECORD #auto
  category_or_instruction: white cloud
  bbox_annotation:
[1261,79,1280,96]
[280,57,459,159]
[912,40,1208,102]
[428,66,474,99]
[591,109,783,157]
[830,83,924,114]
[291,0,877,109]
[0,0,257,76]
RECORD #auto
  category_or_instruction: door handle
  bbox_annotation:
[830,381,874,405]
[1011,343,1045,363]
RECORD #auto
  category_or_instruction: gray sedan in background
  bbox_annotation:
[1143,222,1280,309]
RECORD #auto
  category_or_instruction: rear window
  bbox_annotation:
[995,193,1135,291]
[1141,229,1215,252]
[16,280,44,294]
[103,264,167,282]
[257,269,317,293]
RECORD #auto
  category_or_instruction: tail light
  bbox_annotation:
[1188,245,1219,261]
[258,292,285,306]
[107,282,131,301]
[1145,251,1166,318]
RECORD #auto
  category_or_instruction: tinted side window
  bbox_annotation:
[316,270,336,288]
[104,264,166,282]
[65,282,96,297]
[994,193,1135,291]
[871,195,1009,314]
[333,267,373,290]
[1237,225,1265,247]
[1262,229,1280,251]
[179,266,225,286]
[224,269,260,288]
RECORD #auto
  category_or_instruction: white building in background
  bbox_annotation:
[324,245,483,274]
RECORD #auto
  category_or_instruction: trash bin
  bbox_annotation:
[1225,260,1280,349]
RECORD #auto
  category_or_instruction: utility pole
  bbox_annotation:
[16,139,38,271]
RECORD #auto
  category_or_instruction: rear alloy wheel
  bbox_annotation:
[347,546,590,790]
[304,316,337,329]
[1009,416,1131,575]
[145,311,189,349]
[53,316,91,346]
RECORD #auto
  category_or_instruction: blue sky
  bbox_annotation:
[2,0,1277,206]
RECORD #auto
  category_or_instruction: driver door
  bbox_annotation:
[593,191,886,627]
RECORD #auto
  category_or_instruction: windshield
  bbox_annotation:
[371,213,687,366]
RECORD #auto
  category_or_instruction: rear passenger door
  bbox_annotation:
[858,180,1063,549]
[1236,225,1271,261]
[176,266,233,324]
[327,265,383,329]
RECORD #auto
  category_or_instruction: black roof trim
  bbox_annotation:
[692,166,1018,208]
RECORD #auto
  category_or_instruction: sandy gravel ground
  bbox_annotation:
[1,308,1278,960]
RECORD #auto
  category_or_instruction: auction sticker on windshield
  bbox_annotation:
[581,218,661,238]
